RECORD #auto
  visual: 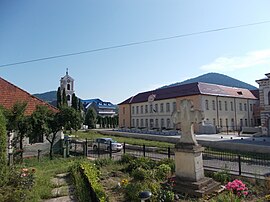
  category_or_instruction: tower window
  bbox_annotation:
[67,95,71,101]
[67,84,71,90]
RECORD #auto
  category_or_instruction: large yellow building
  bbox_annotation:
[118,82,258,132]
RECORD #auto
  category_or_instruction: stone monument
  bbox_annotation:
[172,99,219,197]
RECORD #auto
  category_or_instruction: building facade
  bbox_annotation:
[256,73,270,135]
[119,82,258,132]
[82,99,117,117]
[60,69,75,107]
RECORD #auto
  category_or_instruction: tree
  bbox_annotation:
[84,108,97,129]
[62,88,67,106]
[57,87,62,109]
[71,93,78,110]
[29,105,58,160]
[0,108,7,186]
[4,102,28,150]
[58,106,83,133]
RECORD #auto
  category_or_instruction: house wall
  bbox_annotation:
[119,104,131,128]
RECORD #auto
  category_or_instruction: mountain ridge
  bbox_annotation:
[161,72,258,90]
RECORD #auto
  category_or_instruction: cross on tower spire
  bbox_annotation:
[66,68,68,75]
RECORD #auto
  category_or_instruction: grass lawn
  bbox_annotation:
[73,130,174,148]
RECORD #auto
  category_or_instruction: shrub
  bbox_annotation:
[157,189,174,202]
[94,158,114,168]
[213,170,231,184]
[0,109,7,187]
[157,158,175,172]
[155,164,171,181]
[120,153,136,164]
[71,161,106,202]
[131,167,154,181]
[126,157,156,172]
[124,181,160,201]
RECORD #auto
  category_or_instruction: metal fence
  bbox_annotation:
[66,139,270,178]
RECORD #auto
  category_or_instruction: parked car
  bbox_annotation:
[92,138,123,152]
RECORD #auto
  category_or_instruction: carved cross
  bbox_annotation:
[172,99,204,145]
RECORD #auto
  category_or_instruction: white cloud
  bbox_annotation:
[200,49,270,72]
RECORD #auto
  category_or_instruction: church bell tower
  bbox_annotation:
[60,68,75,107]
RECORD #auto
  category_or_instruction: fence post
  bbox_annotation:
[123,142,126,154]
[110,141,112,158]
[37,149,41,162]
[85,138,88,157]
[98,142,100,158]
[238,155,241,176]
[168,147,171,159]
[143,144,146,157]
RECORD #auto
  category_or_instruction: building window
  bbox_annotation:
[250,104,253,112]
[205,100,209,110]
[212,100,216,110]
[220,118,223,127]
[67,83,70,90]
[160,103,164,113]
[154,104,158,113]
[155,119,159,127]
[136,106,139,114]
[145,119,148,127]
[225,101,228,111]
[213,118,216,126]
[150,119,154,128]
[140,106,143,114]
[231,118,234,128]
[67,95,71,101]
[239,103,242,111]
[140,119,144,127]
[225,118,228,127]
[123,119,125,127]
[173,102,177,112]
[240,119,243,127]
[132,119,135,127]
[161,118,164,128]
[245,119,248,126]
[166,103,170,112]
[150,104,153,113]
[145,105,148,113]
[219,101,222,111]
[250,119,253,126]
[136,119,139,127]
[132,106,135,114]
[166,118,171,128]
[244,103,247,111]
[123,107,125,114]
[268,91,270,105]
[230,101,234,111]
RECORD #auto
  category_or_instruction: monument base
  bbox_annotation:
[174,176,220,197]
[174,143,220,197]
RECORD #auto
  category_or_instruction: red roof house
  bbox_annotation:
[0,77,58,115]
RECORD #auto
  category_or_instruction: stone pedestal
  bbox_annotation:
[174,143,220,197]
[175,143,204,181]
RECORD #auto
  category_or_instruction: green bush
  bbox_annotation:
[158,158,175,172]
[94,158,114,168]
[157,189,174,202]
[131,167,154,181]
[124,180,160,202]
[120,153,136,164]
[213,170,231,184]
[0,109,7,187]
[155,164,171,181]
[126,157,156,172]
[71,161,106,202]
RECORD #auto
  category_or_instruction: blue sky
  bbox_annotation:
[1,1,270,104]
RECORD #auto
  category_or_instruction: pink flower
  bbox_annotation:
[243,191,248,196]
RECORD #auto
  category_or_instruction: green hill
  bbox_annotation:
[161,72,258,90]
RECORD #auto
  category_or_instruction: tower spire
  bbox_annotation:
[66,68,68,75]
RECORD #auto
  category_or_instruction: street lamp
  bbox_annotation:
[139,191,152,202]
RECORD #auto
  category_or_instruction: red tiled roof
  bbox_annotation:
[0,77,58,115]
[119,82,257,105]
